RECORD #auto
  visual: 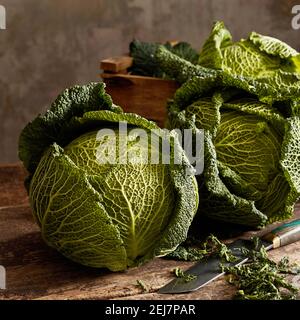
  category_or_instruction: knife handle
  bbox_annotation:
[262,219,300,248]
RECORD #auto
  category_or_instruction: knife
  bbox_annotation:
[159,218,300,294]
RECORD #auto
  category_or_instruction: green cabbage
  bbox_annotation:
[19,82,198,271]
[156,22,300,227]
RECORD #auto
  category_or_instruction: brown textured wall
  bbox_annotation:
[0,0,299,163]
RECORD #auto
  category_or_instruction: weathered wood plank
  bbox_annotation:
[0,164,299,300]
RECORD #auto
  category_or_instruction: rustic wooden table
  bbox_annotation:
[0,164,299,300]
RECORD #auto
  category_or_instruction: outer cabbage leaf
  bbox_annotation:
[198,21,300,78]
[215,110,282,192]
[249,32,299,59]
[29,144,127,271]
[200,131,267,227]
[18,82,119,175]
[197,21,233,70]
[155,46,217,84]
[129,39,199,78]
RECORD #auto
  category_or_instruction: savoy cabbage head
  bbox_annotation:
[156,22,300,227]
[19,82,198,271]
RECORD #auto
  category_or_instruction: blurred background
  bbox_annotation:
[0,0,299,163]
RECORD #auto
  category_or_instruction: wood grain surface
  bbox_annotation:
[0,164,299,300]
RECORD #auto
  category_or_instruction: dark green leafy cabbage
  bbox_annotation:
[156,22,300,227]
[19,83,199,271]
[129,39,199,78]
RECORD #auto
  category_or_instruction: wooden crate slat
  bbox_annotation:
[100,56,133,73]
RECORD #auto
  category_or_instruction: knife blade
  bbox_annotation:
[159,218,300,294]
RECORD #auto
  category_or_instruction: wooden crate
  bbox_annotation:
[100,56,179,127]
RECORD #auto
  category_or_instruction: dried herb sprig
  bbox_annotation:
[166,245,209,261]
[166,234,237,262]
[136,279,149,293]
[172,267,197,283]
[221,245,300,300]
[277,256,300,275]
[206,235,238,263]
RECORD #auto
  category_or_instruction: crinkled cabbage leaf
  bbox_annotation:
[198,21,300,79]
